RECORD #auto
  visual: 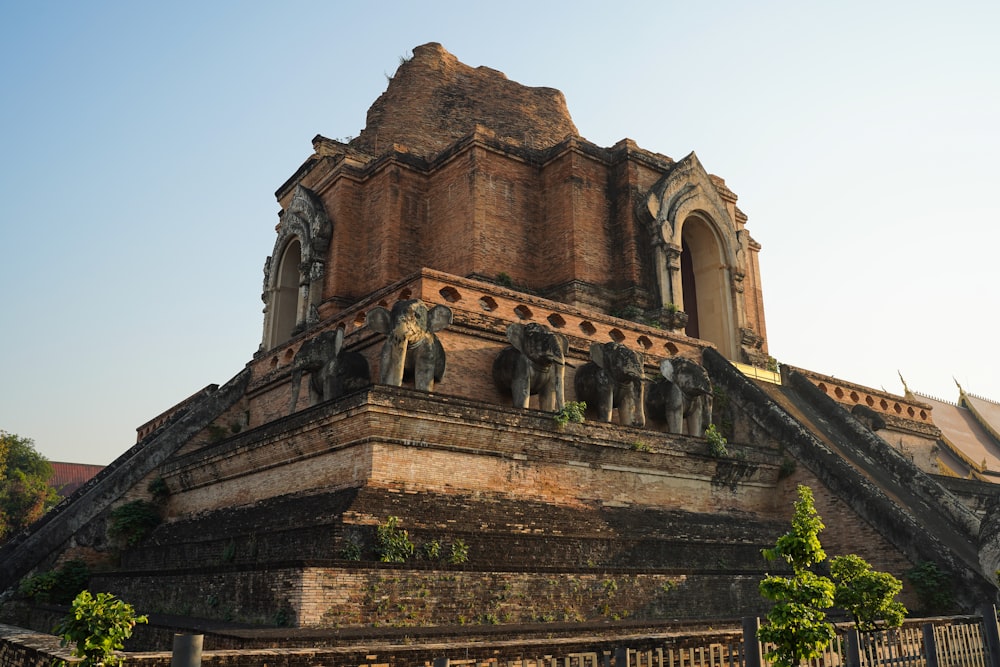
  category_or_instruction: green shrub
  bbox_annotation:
[375,516,414,563]
[422,539,442,560]
[449,539,469,565]
[19,559,90,604]
[553,401,586,428]
[108,500,161,546]
[906,561,954,615]
[339,536,362,561]
[705,424,728,458]
[54,590,147,667]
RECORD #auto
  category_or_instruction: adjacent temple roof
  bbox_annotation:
[913,386,1000,481]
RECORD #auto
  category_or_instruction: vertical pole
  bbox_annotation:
[922,623,939,667]
[981,604,1000,667]
[171,634,203,667]
[844,628,861,667]
[743,617,762,667]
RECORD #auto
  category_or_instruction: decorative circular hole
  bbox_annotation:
[609,328,625,343]
[850,391,859,403]
[283,348,295,362]
[834,387,844,399]
[579,321,597,336]
[920,410,927,420]
[514,305,533,320]
[637,335,652,350]
[865,395,874,407]
[378,300,389,308]
[817,383,828,394]
[893,403,902,414]
[439,287,461,303]
[398,289,412,300]
[665,342,679,355]
[907,406,915,417]
[479,296,498,312]
[547,313,566,328]
[270,356,279,369]
[879,399,889,410]
[355,311,367,326]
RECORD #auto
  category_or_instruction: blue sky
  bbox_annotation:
[2,1,998,465]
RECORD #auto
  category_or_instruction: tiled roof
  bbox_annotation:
[49,462,105,496]
[915,393,1000,481]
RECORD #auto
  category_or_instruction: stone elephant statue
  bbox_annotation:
[366,299,453,392]
[573,341,645,427]
[492,322,568,412]
[646,357,713,436]
[289,328,371,413]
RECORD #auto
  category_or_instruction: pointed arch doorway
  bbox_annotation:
[680,214,736,358]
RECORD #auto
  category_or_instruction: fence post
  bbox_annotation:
[844,627,861,667]
[614,647,630,667]
[922,623,939,667]
[433,658,450,667]
[742,617,762,667]
[171,633,203,667]
[981,604,1000,667]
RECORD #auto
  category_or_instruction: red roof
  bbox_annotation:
[49,462,105,496]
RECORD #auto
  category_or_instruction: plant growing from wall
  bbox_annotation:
[830,554,906,630]
[107,500,161,547]
[18,559,89,604]
[376,516,414,563]
[54,590,147,667]
[553,401,586,428]
[422,539,441,560]
[449,538,469,565]
[339,535,362,561]
[705,424,728,458]
[906,561,954,615]
[758,485,836,667]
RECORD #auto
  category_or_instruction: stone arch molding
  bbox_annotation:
[261,185,333,350]
[643,153,750,359]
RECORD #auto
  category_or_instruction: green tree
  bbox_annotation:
[0,431,58,540]
[758,485,836,667]
[831,554,906,630]
[54,590,147,667]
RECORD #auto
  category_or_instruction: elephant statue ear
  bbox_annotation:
[659,358,675,381]
[506,323,527,352]
[590,342,607,369]
[427,305,453,333]
[366,307,391,335]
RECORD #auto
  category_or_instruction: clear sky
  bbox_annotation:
[2,1,998,465]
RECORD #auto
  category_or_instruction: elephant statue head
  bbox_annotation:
[573,341,645,427]
[492,322,569,412]
[366,299,453,392]
[288,328,371,413]
[647,356,713,436]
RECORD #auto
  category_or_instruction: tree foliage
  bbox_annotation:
[831,554,906,630]
[758,485,836,667]
[0,431,58,540]
[54,590,147,667]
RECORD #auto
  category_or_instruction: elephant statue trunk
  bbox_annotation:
[573,341,646,427]
[366,299,453,392]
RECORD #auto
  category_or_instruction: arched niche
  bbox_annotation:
[679,213,737,358]
[260,185,333,350]
[269,239,302,345]
[642,152,750,361]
